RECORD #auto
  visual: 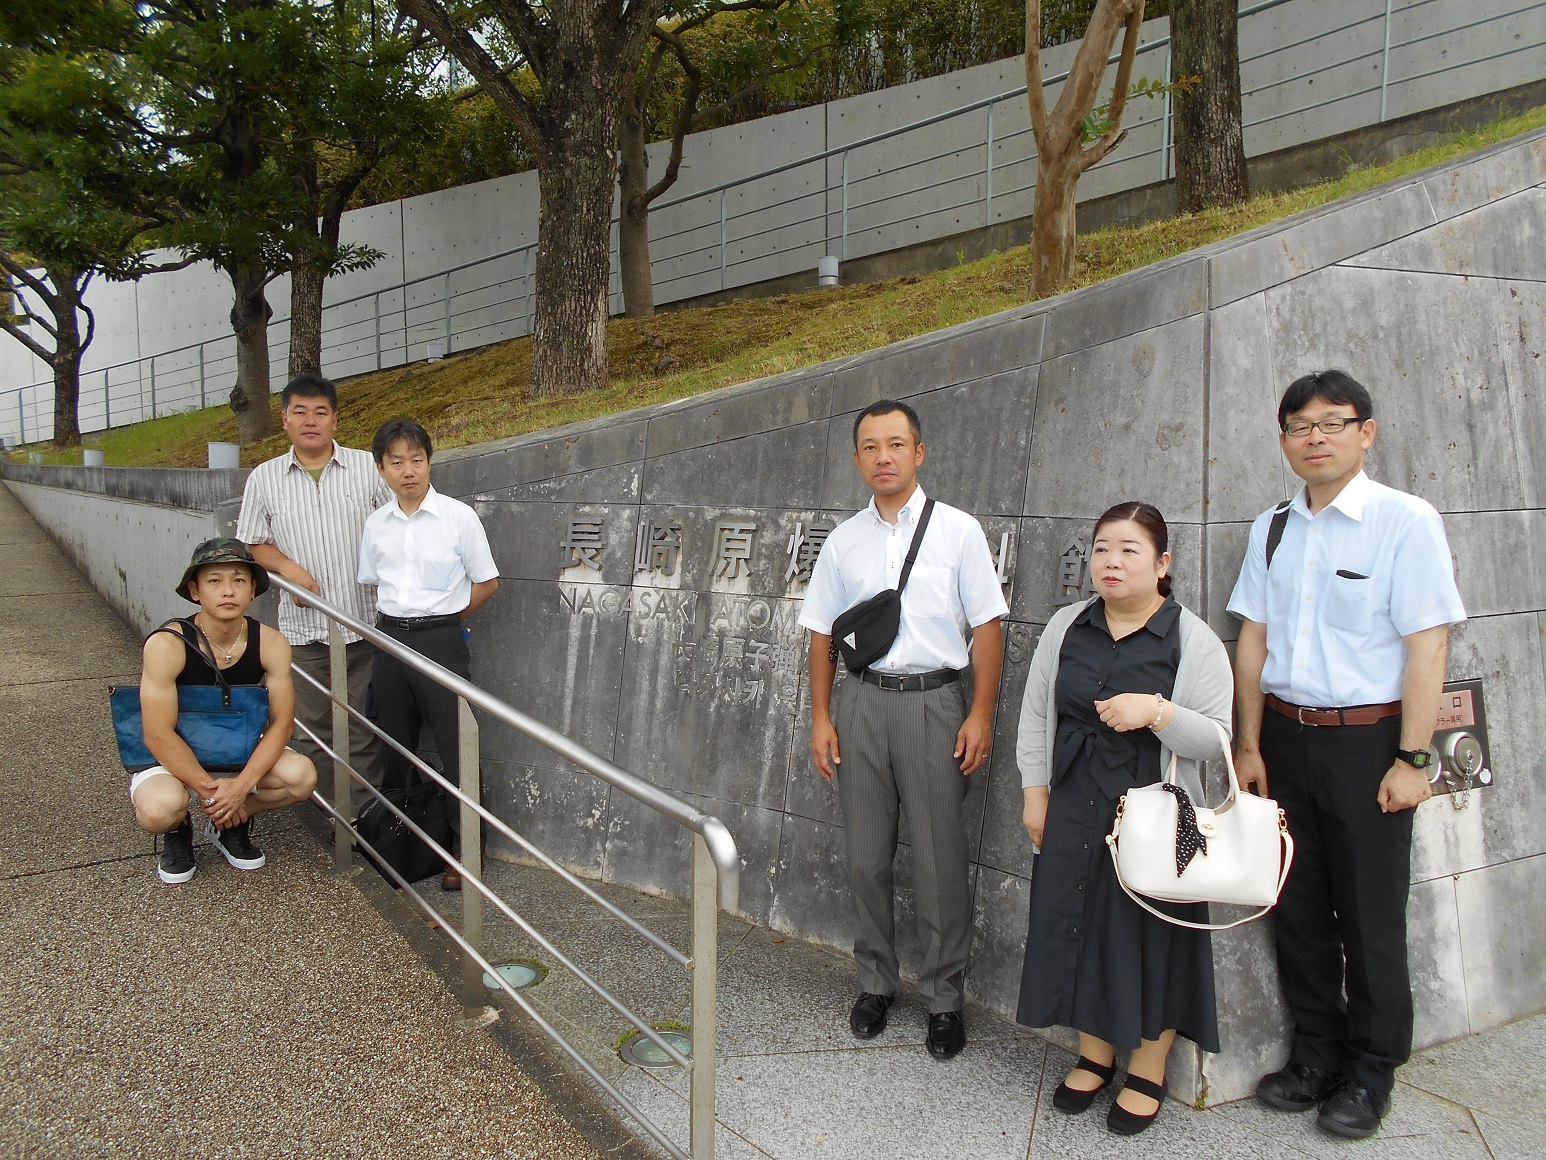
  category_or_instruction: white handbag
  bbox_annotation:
[1106,722,1294,932]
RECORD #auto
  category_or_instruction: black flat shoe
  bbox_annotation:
[1316,1081,1390,1139]
[1256,1061,1335,1112]
[849,992,894,1039]
[1052,1055,1118,1114]
[926,1011,966,1060]
[1106,1073,1167,1136]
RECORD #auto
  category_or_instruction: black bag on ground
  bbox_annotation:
[354,768,452,886]
[829,498,935,674]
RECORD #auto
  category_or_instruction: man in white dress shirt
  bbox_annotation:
[359,418,499,891]
[238,374,390,814]
[1228,371,1466,1139]
[800,399,1007,1060]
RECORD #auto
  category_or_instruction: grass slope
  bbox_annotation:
[22,106,1545,468]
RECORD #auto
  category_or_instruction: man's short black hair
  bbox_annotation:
[282,372,338,412]
[372,417,433,464]
[852,399,922,447]
[1277,370,1373,430]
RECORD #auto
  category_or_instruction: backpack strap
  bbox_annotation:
[895,498,936,594]
[1264,501,1292,571]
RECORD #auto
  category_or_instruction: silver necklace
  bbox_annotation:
[199,616,246,665]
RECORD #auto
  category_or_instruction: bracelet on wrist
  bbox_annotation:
[1150,693,1166,730]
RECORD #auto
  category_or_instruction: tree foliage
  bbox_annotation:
[0,1,172,446]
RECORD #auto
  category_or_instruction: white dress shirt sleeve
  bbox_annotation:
[1227,511,1271,623]
[357,519,380,587]
[798,540,848,635]
[1389,506,1466,634]
[460,510,500,583]
[956,520,1010,627]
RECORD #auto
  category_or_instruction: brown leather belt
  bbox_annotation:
[1266,693,1401,727]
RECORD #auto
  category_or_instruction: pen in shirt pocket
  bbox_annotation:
[1335,569,1369,580]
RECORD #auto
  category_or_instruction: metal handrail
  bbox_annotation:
[4,0,1540,443]
[266,572,736,1160]
[288,661,691,968]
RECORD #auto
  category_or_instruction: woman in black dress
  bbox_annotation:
[1014,503,1234,1135]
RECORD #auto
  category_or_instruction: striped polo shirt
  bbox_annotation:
[236,443,390,645]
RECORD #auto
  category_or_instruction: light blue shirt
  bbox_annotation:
[798,486,1008,675]
[1227,471,1466,707]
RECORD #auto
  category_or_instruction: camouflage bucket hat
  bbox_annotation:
[177,537,270,602]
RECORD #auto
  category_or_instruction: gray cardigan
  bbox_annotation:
[1016,597,1234,804]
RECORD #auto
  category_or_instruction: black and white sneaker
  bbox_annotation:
[206,818,266,870]
[158,815,196,884]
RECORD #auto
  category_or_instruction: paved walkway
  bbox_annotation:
[0,485,606,1160]
[4,480,1542,1160]
[424,859,1544,1160]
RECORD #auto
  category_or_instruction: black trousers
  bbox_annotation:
[1262,709,1413,1094]
[373,622,471,840]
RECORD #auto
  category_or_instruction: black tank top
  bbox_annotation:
[172,617,265,687]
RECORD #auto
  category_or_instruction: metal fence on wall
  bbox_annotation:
[3,0,1542,447]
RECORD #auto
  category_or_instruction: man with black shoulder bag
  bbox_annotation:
[800,399,1007,1061]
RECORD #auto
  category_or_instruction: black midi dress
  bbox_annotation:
[1015,596,1219,1053]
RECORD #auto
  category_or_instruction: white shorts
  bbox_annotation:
[127,752,296,801]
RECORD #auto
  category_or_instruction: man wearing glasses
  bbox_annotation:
[1227,370,1465,1139]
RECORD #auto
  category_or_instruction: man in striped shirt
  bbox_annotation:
[236,374,390,813]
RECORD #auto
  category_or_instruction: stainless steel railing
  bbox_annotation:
[266,573,738,1160]
[4,0,1541,443]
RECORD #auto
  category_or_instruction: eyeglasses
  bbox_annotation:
[1282,416,1365,438]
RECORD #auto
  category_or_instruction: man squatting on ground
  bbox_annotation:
[358,418,499,892]
[237,374,389,815]
[1229,371,1466,1140]
[132,539,318,883]
[801,399,1007,1060]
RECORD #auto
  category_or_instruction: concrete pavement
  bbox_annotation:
[0,484,609,1160]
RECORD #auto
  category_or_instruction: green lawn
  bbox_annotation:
[17,104,1545,469]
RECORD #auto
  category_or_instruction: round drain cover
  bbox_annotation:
[482,962,541,991]
[620,1030,691,1068]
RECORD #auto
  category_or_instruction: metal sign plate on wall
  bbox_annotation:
[1428,679,1494,797]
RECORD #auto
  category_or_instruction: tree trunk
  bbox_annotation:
[49,295,82,448]
[1025,0,1145,298]
[618,95,656,318]
[1172,0,1249,213]
[49,276,83,448]
[1031,153,1081,297]
[531,102,619,398]
[289,256,325,380]
[227,259,275,442]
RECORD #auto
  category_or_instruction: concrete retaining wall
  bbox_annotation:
[4,0,1541,443]
[7,126,1544,1106]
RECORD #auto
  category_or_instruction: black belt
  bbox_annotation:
[378,613,462,632]
[859,668,960,692]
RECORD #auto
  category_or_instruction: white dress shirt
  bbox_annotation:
[799,486,1008,674]
[237,443,390,645]
[358,487,499,618]
[1227,471,1466,706]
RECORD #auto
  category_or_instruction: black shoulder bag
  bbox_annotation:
[828,498,936,675]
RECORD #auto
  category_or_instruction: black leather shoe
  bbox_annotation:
[1256,1062,1335,1112]
[926,1011,966,1060]
[848,992,894,1039]
[1316,1081,1390,1139]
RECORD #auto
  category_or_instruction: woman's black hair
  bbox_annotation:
[1092,502,1172,597]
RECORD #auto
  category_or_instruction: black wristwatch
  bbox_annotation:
[1396,747,1434,769]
